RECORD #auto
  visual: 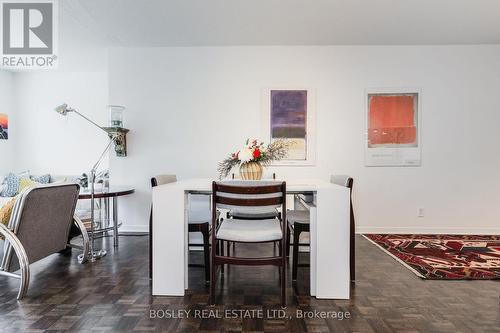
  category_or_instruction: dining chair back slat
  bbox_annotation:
[215,196,283,207]
[215,183,283,195]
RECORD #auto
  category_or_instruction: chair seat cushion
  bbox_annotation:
[230,207,279,219]
[217,218,282,242]
[287,210,310,224]
[188,208,211,224]
[299,232,310,244]
[188,196,211,224]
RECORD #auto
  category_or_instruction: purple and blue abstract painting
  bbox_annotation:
[270,90,307,160]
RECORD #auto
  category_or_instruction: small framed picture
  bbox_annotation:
[0,113,8,140]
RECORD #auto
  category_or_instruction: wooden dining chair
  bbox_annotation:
[225,173,280,255]
[150,175,211,282]
[210,181,287,307]
[287,175,355,281]
[286,209,310,281]
[331,175,355,281]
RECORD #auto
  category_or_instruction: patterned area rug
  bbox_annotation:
[364,234,500,279]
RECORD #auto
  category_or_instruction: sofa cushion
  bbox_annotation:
[31,174,50,184]
[19,178,40,193]
[0,197,16,240]
[0,197,10,208]
[0,173,19,197]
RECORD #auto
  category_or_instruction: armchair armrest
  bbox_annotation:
[71,215,90,264]
[0,223,30,299]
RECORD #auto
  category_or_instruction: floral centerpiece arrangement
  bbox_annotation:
[218,138,291,180]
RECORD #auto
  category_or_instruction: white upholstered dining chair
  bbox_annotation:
[210,180,288,306]
[149,175,212,282]
[286,175,355,281]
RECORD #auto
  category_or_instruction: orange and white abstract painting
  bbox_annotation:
[368,94,418,147]
[0,113,8,140]
[365,90,421,166]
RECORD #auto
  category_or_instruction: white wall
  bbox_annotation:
[13,71,109,176]
[106,45,500,234]
[0,0,111,178]
[0,70,16,175]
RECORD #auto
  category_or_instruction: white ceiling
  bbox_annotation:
[62,0,500,47]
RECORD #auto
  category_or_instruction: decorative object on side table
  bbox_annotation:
[217,138,291,180]
[54,103,128,262]
[77,173,89,189]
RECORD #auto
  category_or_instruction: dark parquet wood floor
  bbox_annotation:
[0,235,499,332]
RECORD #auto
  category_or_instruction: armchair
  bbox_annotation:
[0,183,89,299]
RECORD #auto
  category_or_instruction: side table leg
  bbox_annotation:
[113,197,119,248]
[103,197,109,237]
[105,197,110,225]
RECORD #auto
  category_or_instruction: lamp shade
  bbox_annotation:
[54,103,71,116]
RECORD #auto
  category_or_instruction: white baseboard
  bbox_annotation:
[356,226,500,235]
[120,225,500,235]
[120,224,149,233]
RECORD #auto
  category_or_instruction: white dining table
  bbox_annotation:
[152,178,351,299]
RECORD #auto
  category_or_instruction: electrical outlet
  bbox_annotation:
[417,207,425,217]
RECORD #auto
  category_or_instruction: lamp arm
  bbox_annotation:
[68,109,115,171]
[91,138,115,174]
[72,110,107,134]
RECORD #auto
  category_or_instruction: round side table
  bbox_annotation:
[78,186,135,248]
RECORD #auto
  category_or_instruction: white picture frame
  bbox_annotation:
[261,88,316,166]
[364,87,422,167]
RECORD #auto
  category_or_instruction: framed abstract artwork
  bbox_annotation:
[365,88,421,166]
[261,88,316,165]
[0,113,8,140]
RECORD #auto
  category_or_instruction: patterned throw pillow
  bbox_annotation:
[0,197,16,240]
[31,174,51,184]
[19,178,40,193]
[0,173,20,197]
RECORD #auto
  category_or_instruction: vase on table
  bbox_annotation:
[218,138,291,180]
[239,161,263,180]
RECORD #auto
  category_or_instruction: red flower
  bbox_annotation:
[253,148,261,159]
